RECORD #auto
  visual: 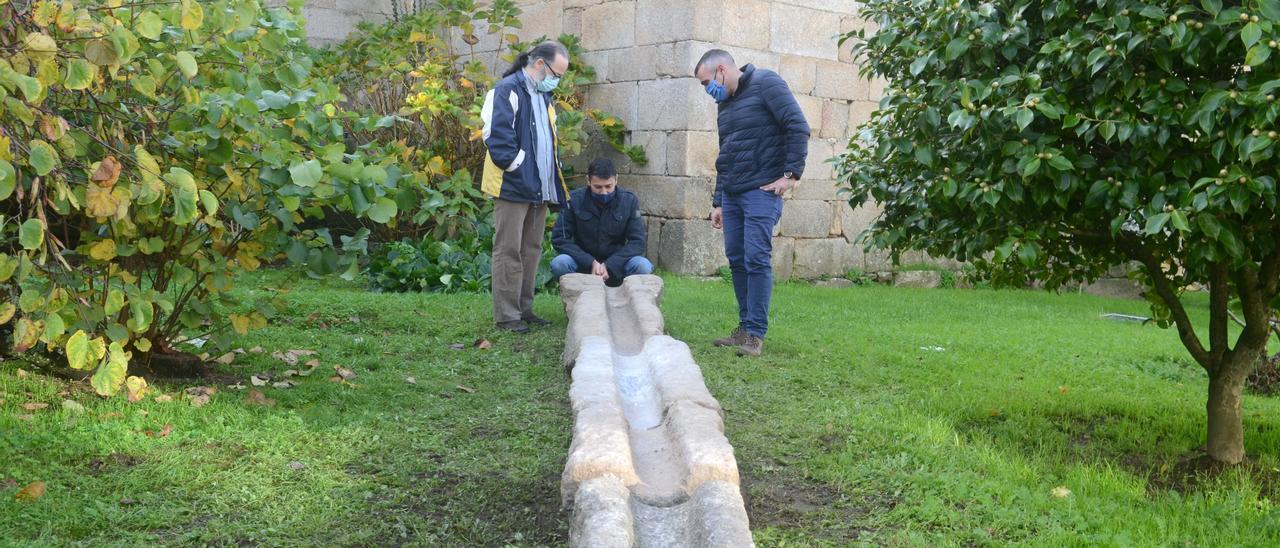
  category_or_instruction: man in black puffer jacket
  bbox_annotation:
[550,158,653,287]
[694,49,810,357]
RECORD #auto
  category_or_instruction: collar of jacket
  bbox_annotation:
[726,64,756,103]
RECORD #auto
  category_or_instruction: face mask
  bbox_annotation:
[537,62,561,93]
[591,190,615,206]
[705,70,729,103]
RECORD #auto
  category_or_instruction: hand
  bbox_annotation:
[760,177,797,196]
[711,207,723,230]
[591,260,609,281]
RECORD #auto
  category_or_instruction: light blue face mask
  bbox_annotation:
[537,61,562,93]
[705,70,729,103]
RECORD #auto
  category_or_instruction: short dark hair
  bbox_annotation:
[694,49,734,75]
[587,158,616,180]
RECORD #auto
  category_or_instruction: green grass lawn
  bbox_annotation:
[3,273,1279,546]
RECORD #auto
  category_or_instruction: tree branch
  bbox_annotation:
[1124,238,1212,370]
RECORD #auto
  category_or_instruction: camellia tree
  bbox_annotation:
[840,0,1280,463]
[0,0,402,396]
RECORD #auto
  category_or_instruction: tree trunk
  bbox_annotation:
[1206,353,1258,464]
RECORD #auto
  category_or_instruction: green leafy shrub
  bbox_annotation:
[0,0,399,394]
[367,217,556,293]
[841,0,1280,463]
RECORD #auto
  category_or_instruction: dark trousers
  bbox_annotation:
[492,199,548,323]
[722,188,783,339]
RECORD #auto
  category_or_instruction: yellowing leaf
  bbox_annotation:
[229,313,250,335]
[90,342,130,396]
[134,338,152,352]
[180,0,203,30]
[88,239,116,261]
[13,317,44,353]
[85,184,120,221]
[0,303,16,325]
[22,33,57,60]
[19,218,44,251]
[104,289,125,316]
[65,330,92,369]
[409,31,427,43]
[125,376,148,403]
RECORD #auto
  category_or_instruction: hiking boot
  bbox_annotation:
[496,320,530,334]
[522,314,552,327]
[736,335,763,357]
[714,327,748,347]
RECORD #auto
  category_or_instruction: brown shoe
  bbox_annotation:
[714,327,748,347]
[736,335,763,357]
[496,320,530,334]
[522,314,552,326]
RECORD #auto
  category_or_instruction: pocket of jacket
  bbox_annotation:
[506,149,526,172]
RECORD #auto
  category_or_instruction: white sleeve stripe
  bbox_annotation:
[481,89,496,141]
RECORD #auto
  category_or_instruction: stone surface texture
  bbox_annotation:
[558,274,753,546]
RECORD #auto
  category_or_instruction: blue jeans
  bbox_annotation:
[722,188,783,339]
[550,254,653,278]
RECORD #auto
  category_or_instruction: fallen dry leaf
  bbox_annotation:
[15,368,28,379]
[154,394,173,403]
[14,481,45,502]
[21,402,48,411]
[288,461,305,471]
[988,409,1001,417]
[226,383,246,390]
[405,377,417,385]
[473,339,492,350]
[282,369,299,378]
[272,381,296,389]
[244,389,276,407]
[186,386,216,407]
[1,478,18,490]
[100,412,123,420]
[249,346,264,353]
[214,352,236,365]
[146,424,173,438]
[456,385,476,393]
[250,374,269,387]
[136,409,149,417]
[305,359,320,368]
[1058,385,1069,394]
[119,498,137,506]
[17,414,34,421]
[1051,486,1072,499]
[334,366,356,381]
[448,343,465,351]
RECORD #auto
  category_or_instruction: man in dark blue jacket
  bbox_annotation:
[550,158,653,286]
[695,49,810,356]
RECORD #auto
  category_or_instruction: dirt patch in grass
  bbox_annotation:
[740,459,890,542]
[1144,450,1280,500]
[88,452,142,474]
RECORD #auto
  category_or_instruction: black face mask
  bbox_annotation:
[591,190,615,207]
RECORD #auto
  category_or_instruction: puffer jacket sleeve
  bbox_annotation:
[759,72,810,178]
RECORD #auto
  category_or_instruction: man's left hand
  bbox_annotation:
[760,177,797,196]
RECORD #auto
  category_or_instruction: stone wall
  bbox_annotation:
[300,0,895,279]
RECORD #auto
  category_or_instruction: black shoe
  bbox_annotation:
[523,315,552,326]
[496,320,530,334]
